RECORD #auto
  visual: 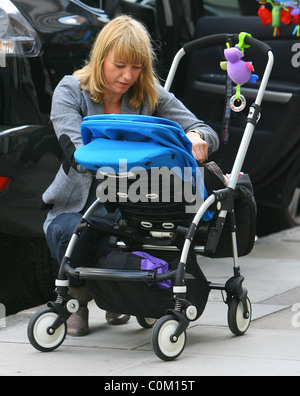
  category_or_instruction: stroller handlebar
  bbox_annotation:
[164,33,273,92]
[183,33,272,56]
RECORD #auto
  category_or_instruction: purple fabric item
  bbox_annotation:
[132,251,172,289]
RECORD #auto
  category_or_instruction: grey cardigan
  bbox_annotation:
[42,75,219,233]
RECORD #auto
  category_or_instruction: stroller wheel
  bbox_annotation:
[27,307,67,352]
[151,315,186,361]
[136,316,157,329]
[228,297,252,336]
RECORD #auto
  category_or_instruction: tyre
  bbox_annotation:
[27,307,67,352]
[1,233,58,315]
[136,316,157,329]
[228,297,252,336]
[151,315,186,361]
[287,187,300,225]
[257,188,300,236]
[19,237,58,303]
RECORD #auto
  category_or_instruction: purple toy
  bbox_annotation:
[223,46,259,86]
[220,40,259,112]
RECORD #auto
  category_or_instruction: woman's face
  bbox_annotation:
[102,48,143,98]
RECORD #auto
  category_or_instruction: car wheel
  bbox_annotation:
[257,188,300,236]
[18,237,58,306]
[0,234,57,315]
[287,188,300,225]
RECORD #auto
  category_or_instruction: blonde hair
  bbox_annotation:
[74,15,158,112]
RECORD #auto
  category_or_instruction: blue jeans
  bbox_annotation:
[46,212,112,287]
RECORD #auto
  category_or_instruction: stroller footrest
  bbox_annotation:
[75,267,157,285]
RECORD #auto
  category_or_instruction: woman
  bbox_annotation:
[43,15,219,337]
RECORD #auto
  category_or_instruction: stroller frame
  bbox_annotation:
[28,34,274,361]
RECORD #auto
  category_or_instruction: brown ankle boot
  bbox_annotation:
[67,307,89,337]
[67,286,93,337]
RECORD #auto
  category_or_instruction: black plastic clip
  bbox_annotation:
[247,103,261,127]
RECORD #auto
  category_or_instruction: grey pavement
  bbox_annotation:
[1,227,300,376]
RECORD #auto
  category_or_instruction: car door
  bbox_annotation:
[180,0,300,233]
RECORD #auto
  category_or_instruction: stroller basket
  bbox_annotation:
[28,33,274,361]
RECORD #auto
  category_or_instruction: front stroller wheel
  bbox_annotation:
[27,307,67,352]
[228,297,252,336]
[151,315,186,361]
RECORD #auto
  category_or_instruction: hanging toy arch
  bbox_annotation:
[220,32,259,113]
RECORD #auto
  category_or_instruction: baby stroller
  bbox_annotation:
[27,33,274,361]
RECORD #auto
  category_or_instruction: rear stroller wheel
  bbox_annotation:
[136,316,157,329]
[27,307,67,352]
[228,297,252,336]
[151,315,186,361]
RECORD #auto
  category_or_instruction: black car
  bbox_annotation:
[1,0,299,315]
[0,0,110,314]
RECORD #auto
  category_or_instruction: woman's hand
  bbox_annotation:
[186,131,208,163]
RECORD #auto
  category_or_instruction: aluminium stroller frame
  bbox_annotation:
[28,33,274,361]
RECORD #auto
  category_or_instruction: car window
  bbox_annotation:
[121,0,241,16]
[203,0,241,16]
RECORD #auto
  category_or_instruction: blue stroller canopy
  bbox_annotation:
[74,114,214,221]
